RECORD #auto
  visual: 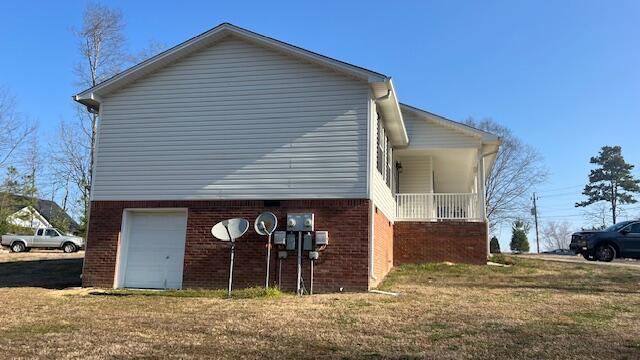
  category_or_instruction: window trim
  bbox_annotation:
[376,113,394,191]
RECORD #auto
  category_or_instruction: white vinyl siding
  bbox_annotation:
[93,37,369,200]
[398,156,433,193]
[402,110,480,149]
[369,102,396,221]
[372,171,395,221]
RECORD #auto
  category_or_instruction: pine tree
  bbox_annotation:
[490,236,501,254]
[510,219,530,253]
[575,146,640,224]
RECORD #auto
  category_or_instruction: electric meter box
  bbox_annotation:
[285,232,297,251]
[315,231,329,246]
[286,213,314,232]
[303,233,313,251]
[273,231,286,246]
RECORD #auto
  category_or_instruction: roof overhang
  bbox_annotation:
[74,22,389,111]
[400,103,500,144]
[399,103,502,175]
[371,78,409,146]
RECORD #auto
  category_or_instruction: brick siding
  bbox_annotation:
[83,199,371,293]
[394,221,487,265]
[370,208,393,288]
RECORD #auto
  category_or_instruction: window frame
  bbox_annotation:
[375,113,394,191]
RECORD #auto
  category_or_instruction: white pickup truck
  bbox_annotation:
[1,228,84,253]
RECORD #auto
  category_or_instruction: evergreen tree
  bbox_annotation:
[0,167,23,234]
[490,236,501,254]
[510,219,530,252]
[575,146,640,224]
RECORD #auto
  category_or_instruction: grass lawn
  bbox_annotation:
[0,255,639,359]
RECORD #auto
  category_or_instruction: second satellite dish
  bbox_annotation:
[254,212,278,236]
[211,218,250,242]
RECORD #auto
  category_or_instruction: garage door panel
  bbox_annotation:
[121,211,187,289]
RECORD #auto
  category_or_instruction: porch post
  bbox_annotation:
[476,149,486,221]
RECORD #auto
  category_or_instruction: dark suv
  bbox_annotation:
[570,220,640,262]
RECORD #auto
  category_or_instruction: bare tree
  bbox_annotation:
[74,4,126,89]
[465,118,548,230]
[0,87,34,169]
[51,120,91,223]
[48,3,128,228]
[74,3,126,196]
[541,221,573,250]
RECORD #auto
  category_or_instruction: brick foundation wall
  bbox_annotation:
[83,199,371,293]
[370,208,393,288]
[394,221,487,265]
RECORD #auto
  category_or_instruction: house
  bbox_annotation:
[74,23,500,292]
[1,193,80,234]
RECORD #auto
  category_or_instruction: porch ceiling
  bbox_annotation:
[396,148,476,193]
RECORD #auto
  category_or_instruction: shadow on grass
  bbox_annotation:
[89,287,283,299]
[444,282,640,295]
[0,258,83,289]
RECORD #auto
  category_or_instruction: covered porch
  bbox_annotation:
[394,148,489,221]
[393,105,499,222]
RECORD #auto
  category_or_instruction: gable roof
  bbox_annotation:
[1,193,80,232]
[75,22,388,107]
[399,103,500,143]
[73,22,409,146]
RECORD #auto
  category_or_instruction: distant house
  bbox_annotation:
[1,194,80,234]
[74,23,500,292]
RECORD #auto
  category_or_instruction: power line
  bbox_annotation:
[539,192,582,199]
[536,184,584,192]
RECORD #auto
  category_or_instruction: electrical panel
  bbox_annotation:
[315,231,329,246]
[278,251,288,259]
[285,233,296,251]
[286,213,314,232]
[303,233,313,251]
[273,231,286,246]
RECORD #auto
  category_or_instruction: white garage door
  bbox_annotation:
[121,211,187,289]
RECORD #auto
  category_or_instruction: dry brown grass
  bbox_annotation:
[0,255,639,359]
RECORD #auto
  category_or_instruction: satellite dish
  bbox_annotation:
[254,212,278,236]
[210,218,249,298]
[211,218,249,242]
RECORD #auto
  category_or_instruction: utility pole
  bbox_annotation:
[531,193,540,253]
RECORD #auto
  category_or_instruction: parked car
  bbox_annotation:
[542,249,575,256]
[570,220,640,262]
[1,228,84,253]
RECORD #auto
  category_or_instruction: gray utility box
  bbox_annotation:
[315,231,329,246]
[303,233,313,251]
[286,213,314,232]
[273,231,286,246]
[285,233,297,251]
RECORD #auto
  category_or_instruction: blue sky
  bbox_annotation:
[1,1,639,249]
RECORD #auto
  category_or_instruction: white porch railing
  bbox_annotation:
[395,193,481,221]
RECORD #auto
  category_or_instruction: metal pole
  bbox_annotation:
[228,242,235,298]
[533,193,540,253]
[265,234,271,288]
[310,259,314,295]
[278,257,282,289]
[296,232,302,296]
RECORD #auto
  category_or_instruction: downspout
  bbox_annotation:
[374,89,391,103]
[369,202,377,282]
